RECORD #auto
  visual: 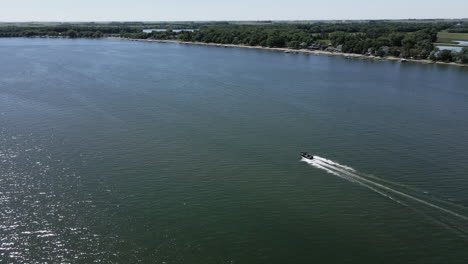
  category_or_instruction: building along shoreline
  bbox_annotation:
[108,37,468,68]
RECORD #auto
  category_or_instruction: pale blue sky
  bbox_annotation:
[2,0,467,22]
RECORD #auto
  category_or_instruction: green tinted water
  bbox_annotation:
[1,38,468,263]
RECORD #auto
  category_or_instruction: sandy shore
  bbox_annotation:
[108,37,468,68]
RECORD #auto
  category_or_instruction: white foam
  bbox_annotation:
[302,157,468,222]
[313,156,356,171]
[302,158,405,205]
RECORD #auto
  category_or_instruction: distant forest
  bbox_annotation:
[1,21,467,64]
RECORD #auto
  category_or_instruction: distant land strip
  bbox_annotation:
[1,20,467,65]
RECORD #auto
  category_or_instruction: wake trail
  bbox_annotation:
[303,158,407,205]
[313,156,355,171]
[302,157,468,222]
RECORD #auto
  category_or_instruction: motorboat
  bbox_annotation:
[300,152,314,160]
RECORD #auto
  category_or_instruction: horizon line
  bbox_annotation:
[1,18,468,24]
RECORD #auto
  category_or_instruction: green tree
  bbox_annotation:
[287,41,301,49]
[329,31,347,46]
[401,35,416,57]
[92,31,103,38]
[458,48,468,64]
[429,50,438,61]
[66,30,78,38]
[437,50,453,62]
[376,49,386,57]
[266,31,286,47]
[388,32,405,46]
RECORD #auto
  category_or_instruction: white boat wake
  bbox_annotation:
[302,156,468,236]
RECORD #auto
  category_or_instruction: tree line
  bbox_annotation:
[172,22,467,64]
[0,23,198,38]
[1,21,467,64]
[448,22,468,33]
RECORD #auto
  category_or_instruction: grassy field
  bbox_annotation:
[437,31,468,44]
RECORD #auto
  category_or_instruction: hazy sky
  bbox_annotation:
[2,0,467,22]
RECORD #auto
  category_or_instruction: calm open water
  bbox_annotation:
[1,38,468,263]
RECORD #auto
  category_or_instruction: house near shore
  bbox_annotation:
[307,44,320,50]
[326,45,343,52]
[307,44,329,50]
[380,46,390,54]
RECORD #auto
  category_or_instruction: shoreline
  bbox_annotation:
[108,37,468,68]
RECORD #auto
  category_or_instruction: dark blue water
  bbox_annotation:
[1,38,468,263]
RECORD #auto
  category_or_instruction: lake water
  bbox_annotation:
[436,45,463,52]
[1,38,468,263]
[437,40,468,52]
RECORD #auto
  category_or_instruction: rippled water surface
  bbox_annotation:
[1,38,468,263]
